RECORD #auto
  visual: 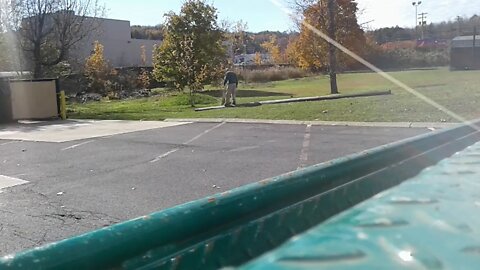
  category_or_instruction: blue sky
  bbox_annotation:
[104,0,292,31]
[103,0,479,32]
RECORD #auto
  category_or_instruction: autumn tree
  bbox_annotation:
[254,52,262,65]
[285,36,300,65]
[293,0,365,71]
[137,45,151,89]
[153,0,226,105]
[6,0,103,78]
[261,36,283,64]
[84,41,111,94]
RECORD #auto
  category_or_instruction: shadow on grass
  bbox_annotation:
[414,83,447,89]
[236,102,262,107]
[200,89,291,98]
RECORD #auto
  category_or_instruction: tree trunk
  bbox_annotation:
[33,44,43,78]
[327,0,339,94]
[33,62,42,78]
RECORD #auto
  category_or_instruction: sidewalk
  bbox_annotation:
[0,119,189,142]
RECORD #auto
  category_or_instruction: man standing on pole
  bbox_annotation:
[223,68,239,107]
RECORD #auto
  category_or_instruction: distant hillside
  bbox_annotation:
[131,25,164,40]
[129,25,298,55]
[369,14,479,44]
[129,14,479,59]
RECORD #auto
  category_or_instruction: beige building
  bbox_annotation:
[76,17,161,68]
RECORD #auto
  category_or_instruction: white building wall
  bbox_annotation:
[73,17,161,68]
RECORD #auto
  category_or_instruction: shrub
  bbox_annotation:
[285,68,305,79]
[137,69,151,89]
[111,69,138,91]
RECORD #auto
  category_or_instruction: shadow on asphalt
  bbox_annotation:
[0,119,81,133]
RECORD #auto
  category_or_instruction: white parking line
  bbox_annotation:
[298,124,312,169]
[227,145,260,153]
[150,149,180,163]
[0,175,29,190]
[61,140,95,151]
[184,122,226,144]
[150,122,226,163]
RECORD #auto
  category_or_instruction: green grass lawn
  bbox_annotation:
[69,68,480,122]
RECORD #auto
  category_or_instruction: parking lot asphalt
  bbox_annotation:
[0,121,427,255]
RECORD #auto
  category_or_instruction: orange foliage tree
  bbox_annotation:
[261,36,283,65]
[137,44,151,89]
[292,0,366,71]
[84,41,113,94]
[285,36,301,65]
[254,52,262,65]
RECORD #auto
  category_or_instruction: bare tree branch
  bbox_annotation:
[6,0,104,77]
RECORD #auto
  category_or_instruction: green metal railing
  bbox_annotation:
[1,120,480,270]
[240,140,480,269]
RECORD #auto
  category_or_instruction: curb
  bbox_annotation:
[164,118,458,129]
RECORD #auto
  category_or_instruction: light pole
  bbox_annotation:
[412,1,422,39]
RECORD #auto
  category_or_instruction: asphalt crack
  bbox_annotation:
[0,185,122,255]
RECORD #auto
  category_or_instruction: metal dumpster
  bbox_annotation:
[1,120,480,270]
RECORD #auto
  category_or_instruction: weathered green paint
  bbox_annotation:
[1,121,479,270]
[240,140,480,269]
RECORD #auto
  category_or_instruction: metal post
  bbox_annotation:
[59,90,67,120]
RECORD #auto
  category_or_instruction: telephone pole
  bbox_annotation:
[418,12,428,39]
